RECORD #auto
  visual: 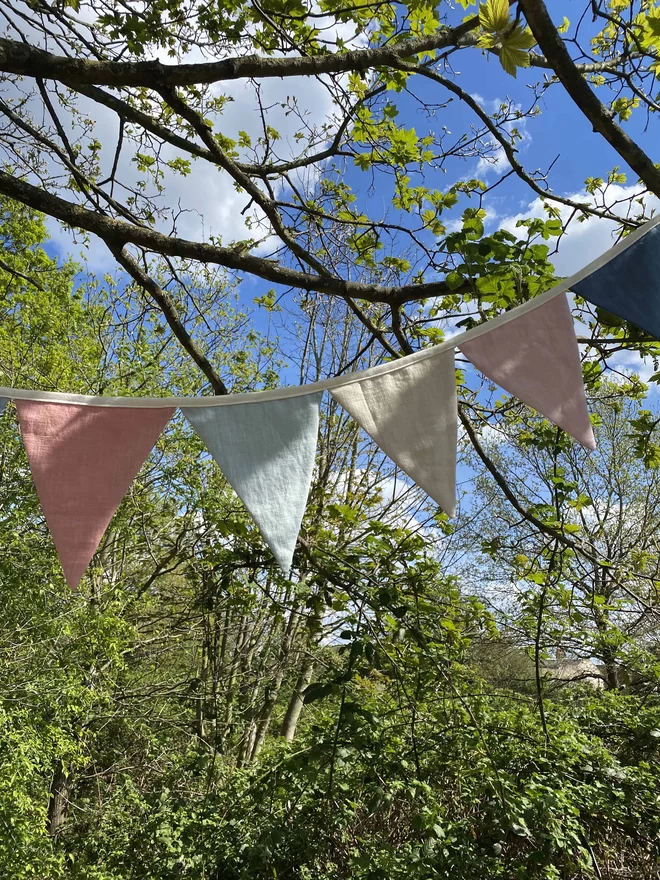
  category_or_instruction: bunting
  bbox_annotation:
[5,202,647,587]
[330,348,457,516]
[572,222,660,340]
[459,293,596,450]
[183,393,322,574]
[15,401,174,588]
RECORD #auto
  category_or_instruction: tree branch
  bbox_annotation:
[0,169,465,305]
[0,17,479,87]
[157,84,333,279]
[520,0,660,199]
[393,59,640,227]
[73,83,355,179]
[459,405,660,616]
[109,246,228,395]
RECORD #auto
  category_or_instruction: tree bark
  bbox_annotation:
[0,170,466,307]
[249,602,302,761]
[520,0,660,199]
[280,659,315,743]
[0,19,479,88]
[47,762,69,838]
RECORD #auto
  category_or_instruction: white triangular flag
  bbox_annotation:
[330,348,457,515]
[183,393,322,574]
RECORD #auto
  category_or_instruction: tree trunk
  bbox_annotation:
[196,632,209,745]
[249,686,279,761]
[249,601,303,761]
[47,761,69,838]
[280,659,315,742]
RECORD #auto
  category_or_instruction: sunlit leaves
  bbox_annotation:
[478,0,510,33]
[438,214,562,328]
[633,4,660,54]
[409,4,439,38]
[628,408,660,467]
[477,0,536,76]
[166,157,192,176]
[594,2,660,78]
[388,126,423,166]
[498,27,537,77]
[611,96,640,121]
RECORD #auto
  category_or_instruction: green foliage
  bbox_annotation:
[1,183,660,880]
[477,0,536,77]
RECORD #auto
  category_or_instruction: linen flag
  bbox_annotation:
[16,401,175,588]
[330,347,457,516]
[183,392,323,575]
[571,222,660,340]
[458,293,595,449]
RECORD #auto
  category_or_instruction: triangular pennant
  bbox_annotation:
[16,401,174,588]
[183,393,322,575]
[572,223,660,340]
[458,293,595,449]
[330,348,457,516]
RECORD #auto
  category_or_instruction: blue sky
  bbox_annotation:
[22,3,660,538]
[41,2,659,385]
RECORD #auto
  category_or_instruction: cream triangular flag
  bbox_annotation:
[330,348,457,515]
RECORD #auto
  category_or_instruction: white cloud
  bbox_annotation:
[608,349,656,384]
[476,144,512,177]
[496,184,659,275]
[46,75,340,270]
[1,2,366,272]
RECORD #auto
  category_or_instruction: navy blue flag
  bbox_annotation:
[572,222,660,339]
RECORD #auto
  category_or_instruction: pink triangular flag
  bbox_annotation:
[458,293,595,449]
[16,401,174,588]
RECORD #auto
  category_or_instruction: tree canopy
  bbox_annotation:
[1,0,659,345]
[2,1,660,877]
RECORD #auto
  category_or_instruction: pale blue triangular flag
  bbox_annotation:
[183,392,322,575]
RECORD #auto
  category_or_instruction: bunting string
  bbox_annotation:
[1,210,658,587]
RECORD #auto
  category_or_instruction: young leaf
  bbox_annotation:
[479,0,510,33]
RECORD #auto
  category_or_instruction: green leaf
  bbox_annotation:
[504,25,536,50]
[544,219,562,236]
[445,271,465,291]
[479,0,510,33]
[303,682,334,704]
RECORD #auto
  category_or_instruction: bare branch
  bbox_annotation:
[0,169,466,305]
[0,18,479,87]
[393,59,641,227]
[109,246,228,395]
[520,0,660,199]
